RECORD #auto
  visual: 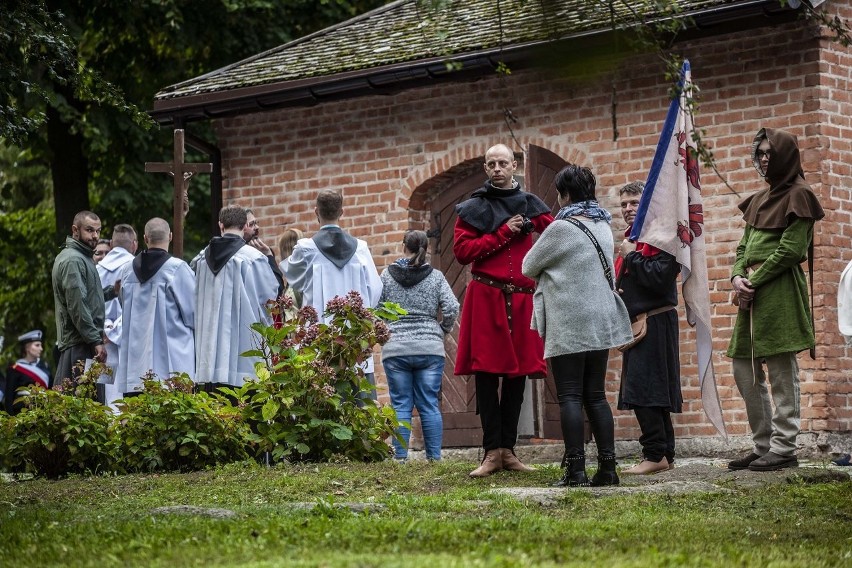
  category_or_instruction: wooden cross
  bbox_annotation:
[145,129,212,258]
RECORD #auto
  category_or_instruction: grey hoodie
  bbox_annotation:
[379,261,459,361]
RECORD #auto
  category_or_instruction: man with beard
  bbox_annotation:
[727,128,824,472]
[453,143,553,477]
[244,208,285,296]
[52,211,107,386]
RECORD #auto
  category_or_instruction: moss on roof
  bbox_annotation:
[154,0,749,101]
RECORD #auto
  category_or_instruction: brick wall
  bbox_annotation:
[213,13,852,444]
[814,0,852,433]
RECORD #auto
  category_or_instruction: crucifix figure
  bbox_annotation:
[145,129,212,258]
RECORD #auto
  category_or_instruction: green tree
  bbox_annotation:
[0,0,387,366]
[1,0,388,239]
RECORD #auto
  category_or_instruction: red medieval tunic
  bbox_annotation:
[453,213,553,378]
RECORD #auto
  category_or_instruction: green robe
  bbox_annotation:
[726,218,814,358]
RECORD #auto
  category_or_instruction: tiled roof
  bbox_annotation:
[151,0,792,120]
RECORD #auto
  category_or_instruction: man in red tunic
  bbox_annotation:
[454,143,554,477]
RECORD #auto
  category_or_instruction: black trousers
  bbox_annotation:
[633,406,675,463]
[55,343,96,390]
[475,373,527,451]
[550,349,615,459]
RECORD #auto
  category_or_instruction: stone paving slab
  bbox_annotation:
[490,459,851,505]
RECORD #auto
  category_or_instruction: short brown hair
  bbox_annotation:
[219,204,247,230]
[111,224,137,250]
[619,181,644,197]
[316,190,343,221]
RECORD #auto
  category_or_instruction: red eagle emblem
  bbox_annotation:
[677,203,704,247]
[676,131,701,191]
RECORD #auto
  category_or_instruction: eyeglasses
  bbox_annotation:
[756,150,771,160]
[485,159,512,170]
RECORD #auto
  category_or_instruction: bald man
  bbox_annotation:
[115,218,196,394]
[453,143,554,477]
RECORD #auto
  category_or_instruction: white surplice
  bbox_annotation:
[840,259,852,345]
[281,236,382,373]
[116,256,196,393]
[195,244,279,386]
[97,246,134,375]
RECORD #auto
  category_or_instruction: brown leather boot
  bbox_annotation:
[469,449,504,478]
[501,448,535,472]
[621,457,670,475]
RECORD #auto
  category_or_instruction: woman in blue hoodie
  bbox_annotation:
[379,230,459,461]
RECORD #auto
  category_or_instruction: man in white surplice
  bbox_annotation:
[115,218,196,394]
[282,189,382,397]
[97,224,138,376]
[196,205,279,387]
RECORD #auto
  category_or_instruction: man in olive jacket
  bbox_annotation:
[52,211,108,387]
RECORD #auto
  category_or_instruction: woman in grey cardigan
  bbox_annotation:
[523,164,633,487]
[380,230,459,461]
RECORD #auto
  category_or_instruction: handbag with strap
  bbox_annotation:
[563,216,645,350]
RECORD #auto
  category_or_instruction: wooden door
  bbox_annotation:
[524,145,568,440]
[430,172,484,447]
[428,145,569,446]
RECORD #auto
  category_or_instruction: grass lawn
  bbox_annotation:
[1,460,850,567]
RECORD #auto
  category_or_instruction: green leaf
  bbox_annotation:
[261,400,281,421]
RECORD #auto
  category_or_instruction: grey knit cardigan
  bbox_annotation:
[379,264,460,362]
[522,218,633,358]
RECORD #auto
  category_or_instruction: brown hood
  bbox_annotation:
[739,128,824,229]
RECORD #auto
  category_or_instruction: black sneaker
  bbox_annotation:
[748,451,798,472]
[728,452,762,471]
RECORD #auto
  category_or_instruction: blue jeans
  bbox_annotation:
[383,355,445,460]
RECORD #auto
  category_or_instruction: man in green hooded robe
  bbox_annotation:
[727,128,824,472]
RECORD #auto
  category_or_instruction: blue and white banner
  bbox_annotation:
[630,60,726,437]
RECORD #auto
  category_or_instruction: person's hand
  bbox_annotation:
[732,275,755,302]
[506,214,523,234]
[249,237,273,256]
[619,239,637,258]
[93,344,107,364]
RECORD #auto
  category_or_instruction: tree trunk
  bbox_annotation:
[47,101,89,241]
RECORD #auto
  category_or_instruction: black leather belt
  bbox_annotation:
[471,274,535,332]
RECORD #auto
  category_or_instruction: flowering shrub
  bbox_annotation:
[115,373,251,472]
[0,362,117,478]
[0,293,409,477]
[226,292,406,463]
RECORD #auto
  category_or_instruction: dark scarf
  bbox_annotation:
[132,248,171,283]
[454,180,551,234]
[387,258,434,288]
[739,128,824,229]
[205,233,246,276]
[312,226,358,269]
[555,200,612,223]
